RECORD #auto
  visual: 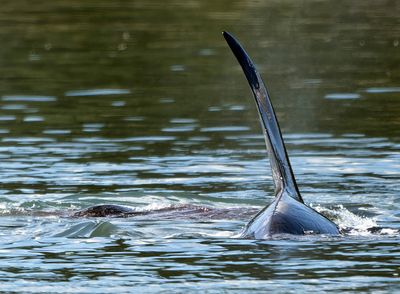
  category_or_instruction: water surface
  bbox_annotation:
[0,0,400,292]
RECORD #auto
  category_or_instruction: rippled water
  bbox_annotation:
[0,0,400,292]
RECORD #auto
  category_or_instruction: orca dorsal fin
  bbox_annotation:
[223,31,303,203]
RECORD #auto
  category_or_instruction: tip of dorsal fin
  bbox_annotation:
[223,31,303,203]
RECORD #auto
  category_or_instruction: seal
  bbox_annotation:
[223,31,340,237]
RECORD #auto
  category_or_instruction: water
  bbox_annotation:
[1,0,400,292]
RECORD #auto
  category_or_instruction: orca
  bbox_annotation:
[223,31,340,238]
[74,32,340,238]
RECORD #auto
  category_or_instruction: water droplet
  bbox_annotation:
[122,32,130,41]
[44,43,52,50]
[118,43,127,51]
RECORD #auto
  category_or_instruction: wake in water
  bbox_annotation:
[72,202,396,237]
[73,203,260,220]
[314,204,398,236]
[0,201,396,238]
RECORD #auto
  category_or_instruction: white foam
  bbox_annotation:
[313,204,381,236]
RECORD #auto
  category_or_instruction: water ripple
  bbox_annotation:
[65,89,131,97]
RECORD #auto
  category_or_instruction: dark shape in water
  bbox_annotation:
[223,31,340,238]
[75,32,340,238]
[73,204,260,220]
[74,204,135,217]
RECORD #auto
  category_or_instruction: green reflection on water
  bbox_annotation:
[1,0,399,139]
[0,1,399,292]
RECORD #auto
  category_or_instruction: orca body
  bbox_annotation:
[223,31,340,237]
[74,204,135,217]
[74,32,340,238]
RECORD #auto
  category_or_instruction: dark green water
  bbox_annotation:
[0,0,399,292]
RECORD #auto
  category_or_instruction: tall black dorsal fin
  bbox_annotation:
[223,31,303,203]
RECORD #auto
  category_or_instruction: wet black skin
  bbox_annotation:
[74,204,135,217]
[75,32,340,238]
[223,31,340,237]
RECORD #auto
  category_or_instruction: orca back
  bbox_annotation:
[240,193,340,238]
[223,31,340,237]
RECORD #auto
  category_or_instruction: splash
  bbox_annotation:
[313,204,397,236]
